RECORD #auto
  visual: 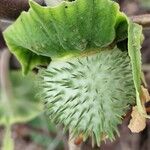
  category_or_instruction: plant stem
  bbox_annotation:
[130,14,150,28]
[0,49,12,100]
[0,49,14,150]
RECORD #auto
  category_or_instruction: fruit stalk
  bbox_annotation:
[68,131,82,150]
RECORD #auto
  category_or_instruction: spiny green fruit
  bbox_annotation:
[40,47,135,145]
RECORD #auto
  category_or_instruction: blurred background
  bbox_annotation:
[0,0,150,150]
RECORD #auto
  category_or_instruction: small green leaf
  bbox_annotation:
[128,21,144,113]
[0,71,42,126]
[128,22,142,93]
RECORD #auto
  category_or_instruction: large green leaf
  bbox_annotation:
[0,71,42,126]
[3,0,127,74]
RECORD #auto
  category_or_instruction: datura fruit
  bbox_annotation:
[3,0,146,146]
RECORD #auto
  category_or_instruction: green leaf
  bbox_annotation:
[3,40,51,75]
[0,71,42,126]
[3,0,127,74]
[128,21,144,113]
[115,12,128,42]
[128,22,142,93]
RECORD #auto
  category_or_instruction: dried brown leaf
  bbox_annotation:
[141,86,150,103]
[128,106,146,133]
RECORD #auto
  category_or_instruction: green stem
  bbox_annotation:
[0,49,14,150]
[0,49,12,100]
[2,124,14,150]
